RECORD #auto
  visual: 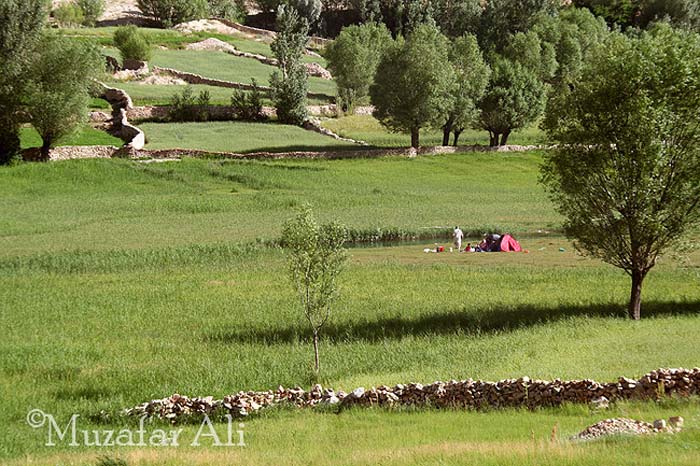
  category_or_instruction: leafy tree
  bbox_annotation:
[113,26,152,63]
[270,6,309,125]
[572,0,636,27]
[477,57,546,146]
[324,23,392,113]
[532,7,609,87]
[25,34,102,160]
[370,24,455,148]
[635,0,700,31]
[478,0,559,52]
[432,0,482,38]
[503,30,557,83]
[359,0,382,23]
[76,0,105,26]
[282,206,347,375]
[541,26,700,320]
[290,0,322,25]
[137,0,208,27]
[53,2,85,26]
[442,34,489,146]
[0,0,47,165]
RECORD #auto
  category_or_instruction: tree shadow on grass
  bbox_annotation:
[205,300,700,345]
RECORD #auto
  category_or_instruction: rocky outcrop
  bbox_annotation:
[124,368,700,422]
[98,83,145,150]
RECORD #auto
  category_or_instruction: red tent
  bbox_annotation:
[500,234,522,252]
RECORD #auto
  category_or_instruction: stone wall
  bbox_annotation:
[124,367,700,421]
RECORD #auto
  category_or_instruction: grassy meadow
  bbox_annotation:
[140,121,355,152]
[1,151,698,465]
[19,126,122,150]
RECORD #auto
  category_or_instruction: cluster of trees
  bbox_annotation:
[0,0,103,164]
[326,2,610,147]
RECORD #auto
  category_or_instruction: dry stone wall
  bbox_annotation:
[124,368,700,421]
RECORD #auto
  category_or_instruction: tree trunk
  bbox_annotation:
[312,330,320,373]
[442,118,453,146]
[410,127,420,148]
[500,129,511,146]
[628,270,646,320]
[40,137,52,161]
[489,132,499,147]
[0,125,21,165]
[453,129,463,147]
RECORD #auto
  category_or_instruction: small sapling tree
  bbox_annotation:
[283,206,347,374]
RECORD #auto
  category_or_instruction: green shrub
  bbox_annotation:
[169,86,211,122]
[113,26,152,63]
[76,0,105,26]
[53,3,85,27]
[137,0,208,27]
[231,79,267,121]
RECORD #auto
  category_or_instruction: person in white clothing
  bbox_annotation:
[453,226,464,252]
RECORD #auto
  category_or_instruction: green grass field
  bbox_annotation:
[140,121,356,152]
[19,126,122,149]
[1,152,698,465]
[322,114,547,147]
[145,49,336,97]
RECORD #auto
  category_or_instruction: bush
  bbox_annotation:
[208,0,247,21]
[113,26,152,63]
[137,0,208,27]
[76,0,105,26]
[231,80,267,121]
[53,3,85,27]
[169,86,211,122]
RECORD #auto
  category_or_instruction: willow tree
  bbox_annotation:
[370,24,455,148]
[0,0,47,164]
[542,26,700,320]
